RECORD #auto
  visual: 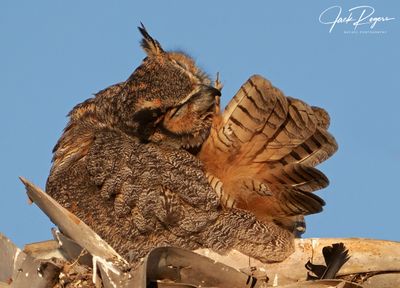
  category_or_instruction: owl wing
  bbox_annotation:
[199,75,338,226]
[46,126,294,263]
[47,127,217,261]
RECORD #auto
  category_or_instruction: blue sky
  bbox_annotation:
[1,1,399,248]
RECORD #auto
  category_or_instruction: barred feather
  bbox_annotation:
[199,75,337,231]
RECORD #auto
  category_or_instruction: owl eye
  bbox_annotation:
[168,105,185,118]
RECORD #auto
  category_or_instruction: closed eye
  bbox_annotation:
[167,104,187,119]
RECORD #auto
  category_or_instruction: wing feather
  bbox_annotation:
[199,75,337,225]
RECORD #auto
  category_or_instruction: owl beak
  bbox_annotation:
[205,86,221,97]
[199,85,221,106]
[205,86,221,113]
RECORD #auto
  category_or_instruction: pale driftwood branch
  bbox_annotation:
[10,178,400,287]
[195,237,400,287]
[19,177,128,268]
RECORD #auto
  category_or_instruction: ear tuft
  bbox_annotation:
[138,23,164,56]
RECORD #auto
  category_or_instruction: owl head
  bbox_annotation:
[111,24,221,149]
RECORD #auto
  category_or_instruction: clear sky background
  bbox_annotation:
[1,1,399,248]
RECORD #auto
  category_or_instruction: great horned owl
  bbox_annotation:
[46,25,296,265]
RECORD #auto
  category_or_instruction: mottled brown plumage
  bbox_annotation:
[46,25,295,266]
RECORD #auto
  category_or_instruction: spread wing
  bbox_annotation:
[199,75,338,229]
